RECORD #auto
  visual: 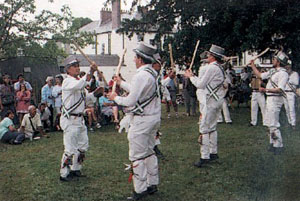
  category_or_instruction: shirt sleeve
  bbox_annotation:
[62,75,87,91]
[190,67,214,89]
[120,81,131,92]
[289,72,299,86]
[261,71,270,80]
[114,74,147,107]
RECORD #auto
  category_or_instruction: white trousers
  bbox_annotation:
[60,116,88,177]
[284,93,296,126]
[218,99,232,123]
[200,131,218,159]
[265,96,284,148]
[128,115,161,193]
[199,98,223,159]
[251,92,267,126]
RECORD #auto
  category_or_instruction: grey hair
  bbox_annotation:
[28,105,36,111]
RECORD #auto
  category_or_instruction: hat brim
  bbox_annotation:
[274,56,288,66]
[133,49,155,62]
[205,50,225,59]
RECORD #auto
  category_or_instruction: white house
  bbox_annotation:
[68,0,162,82]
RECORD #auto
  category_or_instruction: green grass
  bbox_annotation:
[1,105,300,201]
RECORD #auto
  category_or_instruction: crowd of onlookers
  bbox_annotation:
[0,70,127,145]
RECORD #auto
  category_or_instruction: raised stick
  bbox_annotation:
[73,40,95,65]
[168,43,175,70]
[188,40,200,70]
[247,48,270,66]
[112,48,127,93]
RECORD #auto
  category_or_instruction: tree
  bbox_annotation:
[0,0,93,60]
[116,0,300,70]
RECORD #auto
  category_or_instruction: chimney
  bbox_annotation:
[112,0,121,29]
[100,8,112,25]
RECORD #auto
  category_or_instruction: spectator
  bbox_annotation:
[163,70,178,118]
[52,75,63,131]
[37,103,51,132]
[0,110,25,144]
[20,105,48,140]
[108,75,121,95]
[14,73,33,92]
[182,76,197,116]
[16,84,31,124]
[41,76,54,130]
[0,75,18,124]
[84,86,101,132]
[96,70,108,88]
[99,88,119,129]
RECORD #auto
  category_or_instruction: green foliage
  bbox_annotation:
[0,0,93,60]
[117,0,300,70]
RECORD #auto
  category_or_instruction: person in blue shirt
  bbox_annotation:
[99,88,119,127]
[0,110,25,144]
[41,76,54,130]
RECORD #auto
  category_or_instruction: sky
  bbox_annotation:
[34,0,136,21]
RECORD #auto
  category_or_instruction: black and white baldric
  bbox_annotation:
[206,63,225,101]
[129,67,161,115]
[62,91,85,118]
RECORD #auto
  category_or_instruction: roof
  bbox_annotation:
[62,54,120,67]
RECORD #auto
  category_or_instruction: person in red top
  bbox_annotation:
[16,84,31,124]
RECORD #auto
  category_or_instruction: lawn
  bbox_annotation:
[0,105,300,201]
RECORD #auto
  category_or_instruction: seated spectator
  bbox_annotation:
[14,73,33,92]
[20,105,48,140]
[99,88,119,129]
[37,103,51,132]
[16,84,31,124]
[0,110,25,145]
[84,86,101,132]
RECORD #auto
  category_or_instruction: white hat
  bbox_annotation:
[46,76,53,82]
[133,42,157,62]
[206,44,225,58]
[274,51,289,66]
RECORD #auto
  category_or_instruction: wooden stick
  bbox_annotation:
[188,40,200,70]
[112,48,127,93]
[246,47,270,66]
[73,40,95,66]
[168,43,175,70]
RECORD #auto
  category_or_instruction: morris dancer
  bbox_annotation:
[109,43,161,200]
[59,56,97,181]
[185,44,226,167]
[283,64,299,129]
[250,51,289,155]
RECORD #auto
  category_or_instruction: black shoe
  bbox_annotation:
[226,122,232,125]
[127,190,148,201]
[194,159,210,168]
[248,123,255,127]
[209,154,219,161]
[268,144,275,152]
[70,170,87,177]
[154,146,165,159]
[59,175,72,182]
[147,185,158,195]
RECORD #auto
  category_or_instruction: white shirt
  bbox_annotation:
[261,67,289,95]
[85,90,97,107]
[21,113,42,133]
[115,64,161,116]
[190,61,225,99]
[61,74,87,114]
[285,71,299,91]
[52,85,62,108]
